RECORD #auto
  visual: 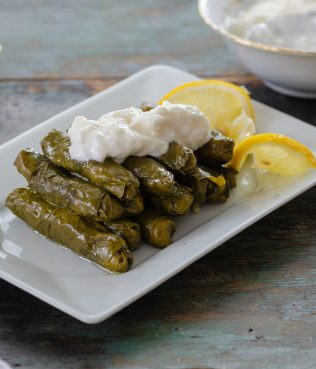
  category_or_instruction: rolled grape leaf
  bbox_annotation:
[121,194,144,217]
[41,129,140,200]
[195,130,235,165]
[176,166,212,212]
[147,187,194,216]
[105,220,141,251]
[136,210,176,248]
[215,166,237,190]
[14,149,124,222]
[124,156,184,197]
[6,188,133,273]
[157,142,197,175]
[14,147,41,182]
[201,165,229,203]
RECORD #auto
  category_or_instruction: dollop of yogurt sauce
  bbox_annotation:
[224,0,316,51]
[68,102,211,163]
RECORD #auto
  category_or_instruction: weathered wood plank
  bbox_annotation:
[0,0,246,78]
[1,77,315,145]
[0,79,117,144]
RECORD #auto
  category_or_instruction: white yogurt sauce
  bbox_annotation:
[68,102,211,163]
[225,0,316,51]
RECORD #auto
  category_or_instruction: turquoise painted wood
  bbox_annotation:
[0,0,246,78]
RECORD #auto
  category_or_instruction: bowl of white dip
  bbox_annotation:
[198,0,316,98]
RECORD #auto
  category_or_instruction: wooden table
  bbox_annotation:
[0,2,315,368]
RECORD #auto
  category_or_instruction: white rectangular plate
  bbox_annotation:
[0,65,315,323]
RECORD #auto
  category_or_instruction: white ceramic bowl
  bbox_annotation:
[198,0,316,99]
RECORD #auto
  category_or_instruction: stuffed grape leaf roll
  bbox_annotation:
[6,188,133,273]
[41,130,140,200]
[195,130,235,165]
[121,194,144,217]
[176,166,212,212]
[136,210,176,248]
[105,220,141,251]
[156,142,197,174]
[124,156,186,197]
[147,187,194,216]
[176,165,230,210]
[201,165,229,203]
[14,149,124,222]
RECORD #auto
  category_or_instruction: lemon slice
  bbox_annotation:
[159,80,255,143]
[229,133,316,176]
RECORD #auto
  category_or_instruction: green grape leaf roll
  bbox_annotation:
[177,166,210,206]
[195,130,235,165]
[156,142,197,174]
[124,156,184,197]
[214,166,237,190]
[121,194,144,217]
[147,187,194,216]
[41,129,140,200]
[14,149,124,222]
[6,188,133,273]
[13,147,41,182]
[201,165,229,203]
[105,220,141,251]
[136,210,176,248]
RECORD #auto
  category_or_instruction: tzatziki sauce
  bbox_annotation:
[225,0,316,51]
[68,102,211,163]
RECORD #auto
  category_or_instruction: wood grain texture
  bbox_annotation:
[1,77,315,145]
[0,0,246,79]
[0,79,116,144]
[0,77,316,369]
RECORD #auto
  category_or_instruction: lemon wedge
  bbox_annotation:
[229,133,316,176]
[159,80,255,143]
